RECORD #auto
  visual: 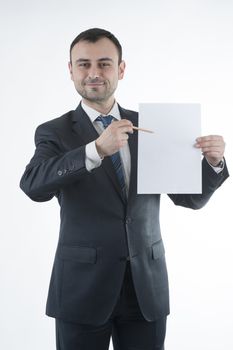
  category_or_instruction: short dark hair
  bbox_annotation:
[70,28,122,64]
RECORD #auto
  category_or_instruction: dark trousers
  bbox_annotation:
[55,263,167,350]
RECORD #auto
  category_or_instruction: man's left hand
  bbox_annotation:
[195,135,225,166]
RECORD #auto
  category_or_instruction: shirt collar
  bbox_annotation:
[81,100,121,123]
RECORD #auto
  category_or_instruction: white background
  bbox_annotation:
[0,1,232,349]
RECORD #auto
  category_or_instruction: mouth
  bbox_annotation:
[86,82,105,87]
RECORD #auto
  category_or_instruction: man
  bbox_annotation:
[20,28,229,350]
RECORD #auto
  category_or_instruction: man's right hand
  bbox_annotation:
[95,119,133,159]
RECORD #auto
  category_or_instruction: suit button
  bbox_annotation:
[57,170,63,176]
[125,217,132,224]
[119,256,130,261]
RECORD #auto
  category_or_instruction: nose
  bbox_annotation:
[88,65,101,79]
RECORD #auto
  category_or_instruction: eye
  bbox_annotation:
[100,62,111,68]
[78,62,90,68]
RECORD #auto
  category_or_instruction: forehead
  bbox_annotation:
[71,37,119,61]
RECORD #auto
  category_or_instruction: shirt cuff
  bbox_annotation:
[206,158,225,174]
[85,141,102,172]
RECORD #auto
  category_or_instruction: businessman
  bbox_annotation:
[20,28,229,350]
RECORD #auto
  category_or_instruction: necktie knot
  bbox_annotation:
[96,115,114,129]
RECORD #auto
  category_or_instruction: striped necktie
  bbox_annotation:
[96,115,127,199]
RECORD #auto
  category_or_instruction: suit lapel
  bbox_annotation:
[71,103,99,144]
[72,103,126,203]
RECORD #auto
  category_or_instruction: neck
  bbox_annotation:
[82,98,115,115]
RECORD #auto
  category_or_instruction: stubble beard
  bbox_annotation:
[76,81,117,103]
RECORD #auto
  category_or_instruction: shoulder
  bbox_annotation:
[36,110,74,132]
[34,109,77,146]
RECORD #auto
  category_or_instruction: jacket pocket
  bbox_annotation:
[58,245,97,264]
[151,240,165,260]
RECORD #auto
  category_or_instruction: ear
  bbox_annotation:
[118,60,126,80]
[68,62,74,81]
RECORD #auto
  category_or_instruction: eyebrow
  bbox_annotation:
[98,57,114,62]
[75,57,114,63]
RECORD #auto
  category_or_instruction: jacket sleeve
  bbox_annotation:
[168,157,229,209]
[19,123,89,202]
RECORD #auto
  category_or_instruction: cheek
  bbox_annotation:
[108,71,121,83]
[73,73,85,85]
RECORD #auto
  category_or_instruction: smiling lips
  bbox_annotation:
[86,83,105,87]
[85,79,105,87]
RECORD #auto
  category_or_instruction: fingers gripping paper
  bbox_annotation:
[137,103,202,194]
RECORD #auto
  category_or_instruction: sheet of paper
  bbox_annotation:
[137,103,202,194]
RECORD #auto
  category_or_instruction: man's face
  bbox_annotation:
[69,38,125,105]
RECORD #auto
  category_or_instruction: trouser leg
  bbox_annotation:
[55,318,112,350]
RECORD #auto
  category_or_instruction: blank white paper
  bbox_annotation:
[137,103,202,194]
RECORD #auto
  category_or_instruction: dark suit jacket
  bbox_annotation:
[20,103,229,325]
